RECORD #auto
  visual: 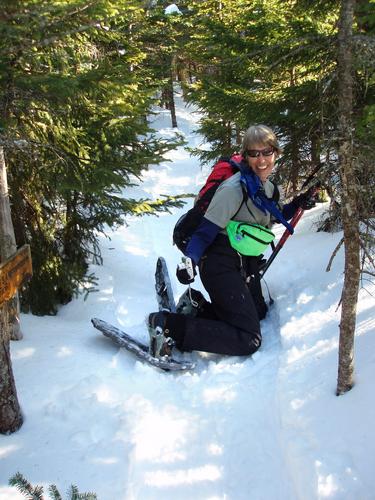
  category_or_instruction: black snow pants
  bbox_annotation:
[167,235,267,356]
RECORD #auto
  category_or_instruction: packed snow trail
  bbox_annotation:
[90,97,297,498]
[119,306,296,500]
[2,90,375,500]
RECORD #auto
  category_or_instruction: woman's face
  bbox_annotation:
[246,143,277,182]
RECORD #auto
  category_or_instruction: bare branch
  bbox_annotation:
[326,237,344,272]
[360,239,375,269]
[362,270,375,277]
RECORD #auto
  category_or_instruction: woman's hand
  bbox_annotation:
[294,186,318,210]
[176,257,197,284]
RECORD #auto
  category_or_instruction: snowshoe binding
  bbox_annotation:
[148,312,175,358]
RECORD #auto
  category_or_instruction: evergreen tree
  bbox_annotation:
[181,0,340,179]
[0,0,184,314]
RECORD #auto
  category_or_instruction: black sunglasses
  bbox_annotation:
[246,147,275,158]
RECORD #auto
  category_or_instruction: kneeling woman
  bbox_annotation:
[148,124,314,358]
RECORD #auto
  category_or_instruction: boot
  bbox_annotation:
[176,287,206,317]
[148,312,174,358]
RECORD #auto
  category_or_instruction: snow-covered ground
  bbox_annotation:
[1,91,375,500]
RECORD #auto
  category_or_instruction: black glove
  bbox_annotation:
[294,186,317,210]
[176,257,197,284]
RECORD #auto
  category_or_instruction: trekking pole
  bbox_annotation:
[260,207,304,278]
[260,164,323,278]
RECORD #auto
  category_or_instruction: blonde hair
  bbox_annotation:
[241,124,281,155]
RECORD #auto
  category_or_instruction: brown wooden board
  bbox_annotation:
[0,245,32,305]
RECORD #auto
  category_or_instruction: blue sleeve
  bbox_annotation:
[281,200,299,221]
[185,217,222,264]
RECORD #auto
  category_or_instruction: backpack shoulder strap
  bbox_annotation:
[257,179,280,204]
[269,181,280,203]
[232,183,247,219]
[232,181,260,222]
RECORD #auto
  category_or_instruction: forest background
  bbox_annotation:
[0,0,373,315]
[0,0,374,418]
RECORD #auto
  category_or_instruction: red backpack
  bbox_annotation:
[173,155,243,253]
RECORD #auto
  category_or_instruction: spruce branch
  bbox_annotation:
[8,472,44,499]
[48,485,62,500]
[218,33,335,68]
[44,2,97,25]
[9,474,98,500]
[67,485,97,500]
[68,485,79,500]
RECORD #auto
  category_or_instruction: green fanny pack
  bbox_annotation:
[226,220,275,256]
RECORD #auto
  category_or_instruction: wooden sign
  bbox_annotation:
[0,245,32,306]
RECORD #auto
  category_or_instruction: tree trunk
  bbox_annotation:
[167,66,178,128]
[161,66,178,127]
[311,133,321,170]
[0,147,22,340]
[0,147,23,433]
[290,131,300,192]
[235,125,242,148]
[0,305,23,433]
[336,0,360,396]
